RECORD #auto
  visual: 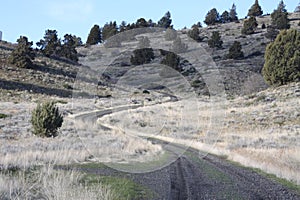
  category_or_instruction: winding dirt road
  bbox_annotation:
[72,104,300,199]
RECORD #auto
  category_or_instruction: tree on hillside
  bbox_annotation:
[248,0,263,17]
[161,51,181,71]
[61,34,79,62]
[188,26,204,42]
[130,48,154,65]
[37,30,61,57]
[227,41,244,59]
[102,21,118,41]
[119,21,127,32]
[262,29,300,86]
[295,3,300,12]
[204,8,220,25]
[136,18,149,28]
[8,36,35,68]
[158,11,172,29]
[229,3,238,22]
[208,31,223,49]
[86,25,101,45]
[271,0,290,30]
[242,16,258,35]
[220,11,230,23]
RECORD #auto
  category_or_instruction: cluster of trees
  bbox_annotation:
[204,4,238,25]
[86,12,173,45]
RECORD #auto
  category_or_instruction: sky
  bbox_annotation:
[0,0,299,44]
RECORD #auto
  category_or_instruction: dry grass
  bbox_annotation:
[0,165,117,200]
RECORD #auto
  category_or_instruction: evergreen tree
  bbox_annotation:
[158,11,172,28]
[188,26,204,42]
[227,41,244,59]
[36,29,61,57]
[119,21,127,32]
[161,51,181,71]
[242,16,258,35]
[86,25,101,45]
[271,1,290,30]
[8,36,35,68]
[130,48,154,65]
[229,3,238,22]
[248,0,263,17]
[220,11,230,23]
[204,8,220,25]
[295,3,300,12]
[61,34,79,62]
[136,18,149,28]
[208,31,223,49]
[102,21,118,41]
[262,29,300,85]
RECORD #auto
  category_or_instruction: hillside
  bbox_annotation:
[0,12,300,199]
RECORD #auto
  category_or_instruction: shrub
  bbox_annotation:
[242,16,258,35]
[262,29,300,86]
[31,101,63,137]
[227,41,244,59]
[165,28,177,41]
[160,50,181,71]
[208,31,223,49]
[130,48,154,65]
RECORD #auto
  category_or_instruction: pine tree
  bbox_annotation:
[271,1,290,30]
[242,16,258,35]
[102,21,118,41]
[61,34,79,62]
[8,36,35,68]
[86,25,101,45]
[295,3,300,12]
[220,11,230,23]
[204,8,220,25]
[262,29,300,86]
[158,11,172,28]
[248,0,263,17]
[229,3,238,22]
[227,41,244,59]
[208,31,223,49]
[36,30,61,57]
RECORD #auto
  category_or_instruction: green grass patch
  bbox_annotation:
[0,113,9,119]
[81,174,153,200]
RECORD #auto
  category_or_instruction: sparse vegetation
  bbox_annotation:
[262,29,300,86]
[161,50,181,71]
[0,113,8,119]
[188,26,204,42]
[31,101,63,137]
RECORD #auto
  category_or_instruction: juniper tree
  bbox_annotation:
[86,25,101,45]
[271,0,290,30]
[248,0,263,17]
[220,11,230,23]
[9,36,35,68]
[204,8,220,25]
[208,31,223,49]
[242,16,258,35]
[262,29,300,86]
[37,29,61,57]
[227,41,244,59]
[229,3,238,22]
[158,11,172,28]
